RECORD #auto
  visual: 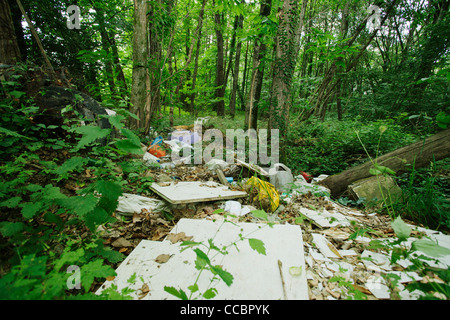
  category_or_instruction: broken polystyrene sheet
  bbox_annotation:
[116,193,167,217]
[224,200,242,216]
[361,250,392,272]
[311,233,343,259]
[97,218,309,300]
[297,206,351,228]
[366,275,391,299]
[386,271,423,284]
[150,181,248,204]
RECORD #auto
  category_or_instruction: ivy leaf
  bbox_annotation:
[248,238,266,255]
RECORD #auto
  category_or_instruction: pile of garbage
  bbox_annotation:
[101,120,450,300]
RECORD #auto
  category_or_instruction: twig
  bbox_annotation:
[278,259,287,300]
[15,0,56,80]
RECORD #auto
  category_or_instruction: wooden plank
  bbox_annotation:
[150,181,247,204]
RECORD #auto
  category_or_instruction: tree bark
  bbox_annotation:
[245,0,271,130]
[0,0,21,64]
[269,0,299,138]
[229,14,244,119]
[130,0,149,129]
[321,129,450,198]
[213,3,225,116]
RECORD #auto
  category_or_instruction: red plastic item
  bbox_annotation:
[148,144,166,158]
[300,171,313,183]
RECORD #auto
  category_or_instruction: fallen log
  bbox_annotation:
[321,129,450,198]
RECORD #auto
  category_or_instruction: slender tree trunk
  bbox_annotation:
[189,0,207,115]
[110,34,128,99]
[245,0,272,130]
[229,14,244,119]
[214,3,225,116]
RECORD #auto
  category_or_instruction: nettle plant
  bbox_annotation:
[0,88,146,299]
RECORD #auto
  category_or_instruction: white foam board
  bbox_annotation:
[150,181,248,204]
[97,218,308,300]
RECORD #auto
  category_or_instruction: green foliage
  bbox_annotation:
[393,160,450,230]
[284,117,416,176]
[0,78,150,299]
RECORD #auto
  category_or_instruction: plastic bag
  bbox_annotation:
[245,176,279,212]
[269,163,294,192]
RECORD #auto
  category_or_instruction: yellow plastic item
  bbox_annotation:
[245,176,279,212]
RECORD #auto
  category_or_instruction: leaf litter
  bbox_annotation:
[101,160,450,300]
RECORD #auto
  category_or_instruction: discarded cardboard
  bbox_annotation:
[150,181,247,204]
[97,218,308,300]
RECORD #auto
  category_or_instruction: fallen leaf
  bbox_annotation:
[119,247,128,253]
[289,266,303,276]
[138,283,150,299]
[352,284,372,295]
[327,242,343,259]
[155,254,171,264]
[106,276,116,281]
[141,283,150,293]
[167,232,193,244]
[133,212,144,223]
[111,237,132,248]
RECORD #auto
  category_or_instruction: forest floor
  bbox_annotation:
[89,156,450,300]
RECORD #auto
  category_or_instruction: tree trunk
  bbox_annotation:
[229,14,244,119]
[189,0,207,115]
[321,129,450,198]
[0,0,21,64]
[130,0,149,130]
[269,0,299,138]
[245,0,272,130]
[214,4,225,116]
